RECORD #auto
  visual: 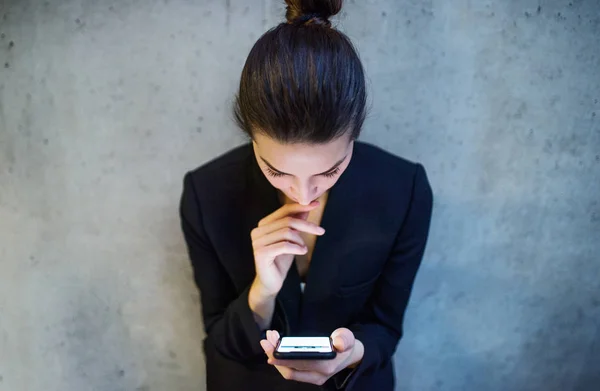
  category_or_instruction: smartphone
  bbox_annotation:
[273,336,337,360]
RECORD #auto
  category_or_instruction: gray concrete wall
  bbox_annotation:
[0,0,598,390]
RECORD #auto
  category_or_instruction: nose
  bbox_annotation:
[291,186,318,205]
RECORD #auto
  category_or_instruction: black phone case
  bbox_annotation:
[273,350,337,360]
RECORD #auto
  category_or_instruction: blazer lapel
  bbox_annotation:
[299,143,365,328]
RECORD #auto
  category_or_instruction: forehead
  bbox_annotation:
[252,133,352,174]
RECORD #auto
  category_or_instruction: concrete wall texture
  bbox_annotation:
[0,0,598,390]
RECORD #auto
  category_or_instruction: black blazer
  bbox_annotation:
[179,141,433,391]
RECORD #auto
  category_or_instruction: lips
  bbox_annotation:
[289,194,321,204]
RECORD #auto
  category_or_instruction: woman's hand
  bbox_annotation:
[259,329,364,386]
[250,201,325,297]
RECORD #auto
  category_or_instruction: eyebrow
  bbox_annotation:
[260,154,348,176]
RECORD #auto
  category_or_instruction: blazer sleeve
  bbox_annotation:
[342,163,434,389]
[179,172,266,361]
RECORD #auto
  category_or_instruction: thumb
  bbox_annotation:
[331,328,355,353]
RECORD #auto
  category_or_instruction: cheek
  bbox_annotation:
[265,176,289,190]
[320,176,339,188]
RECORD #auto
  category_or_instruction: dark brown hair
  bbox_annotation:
[234,0,367,145]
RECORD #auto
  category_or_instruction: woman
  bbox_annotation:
[179,0,434,389]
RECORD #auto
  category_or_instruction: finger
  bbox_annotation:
[258,202,320,227]
[267,358,324,372]
[253,216,326,240]
[256,241,308,264]
[292,210,310,221]
[267,351,338,374]
[260,338,276,359]
[253,226,306,249]
[286,217,325,235]
[260,339,274,355]
[330,328,355,353]
[266,330,280,347]
[274,366,328,386]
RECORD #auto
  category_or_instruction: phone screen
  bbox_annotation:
[276,337,333,353]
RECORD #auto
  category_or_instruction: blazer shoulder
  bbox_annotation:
[182,143,252,205]
[355,141,428,179]
[188,143,251,177]
[354,141,433,228]
[185,142,250,181]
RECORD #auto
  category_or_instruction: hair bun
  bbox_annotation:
[285,0,343,27]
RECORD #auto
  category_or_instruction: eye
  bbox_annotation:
[266,167,286,178]
[322,167,340,178]
[266,166,340,178]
